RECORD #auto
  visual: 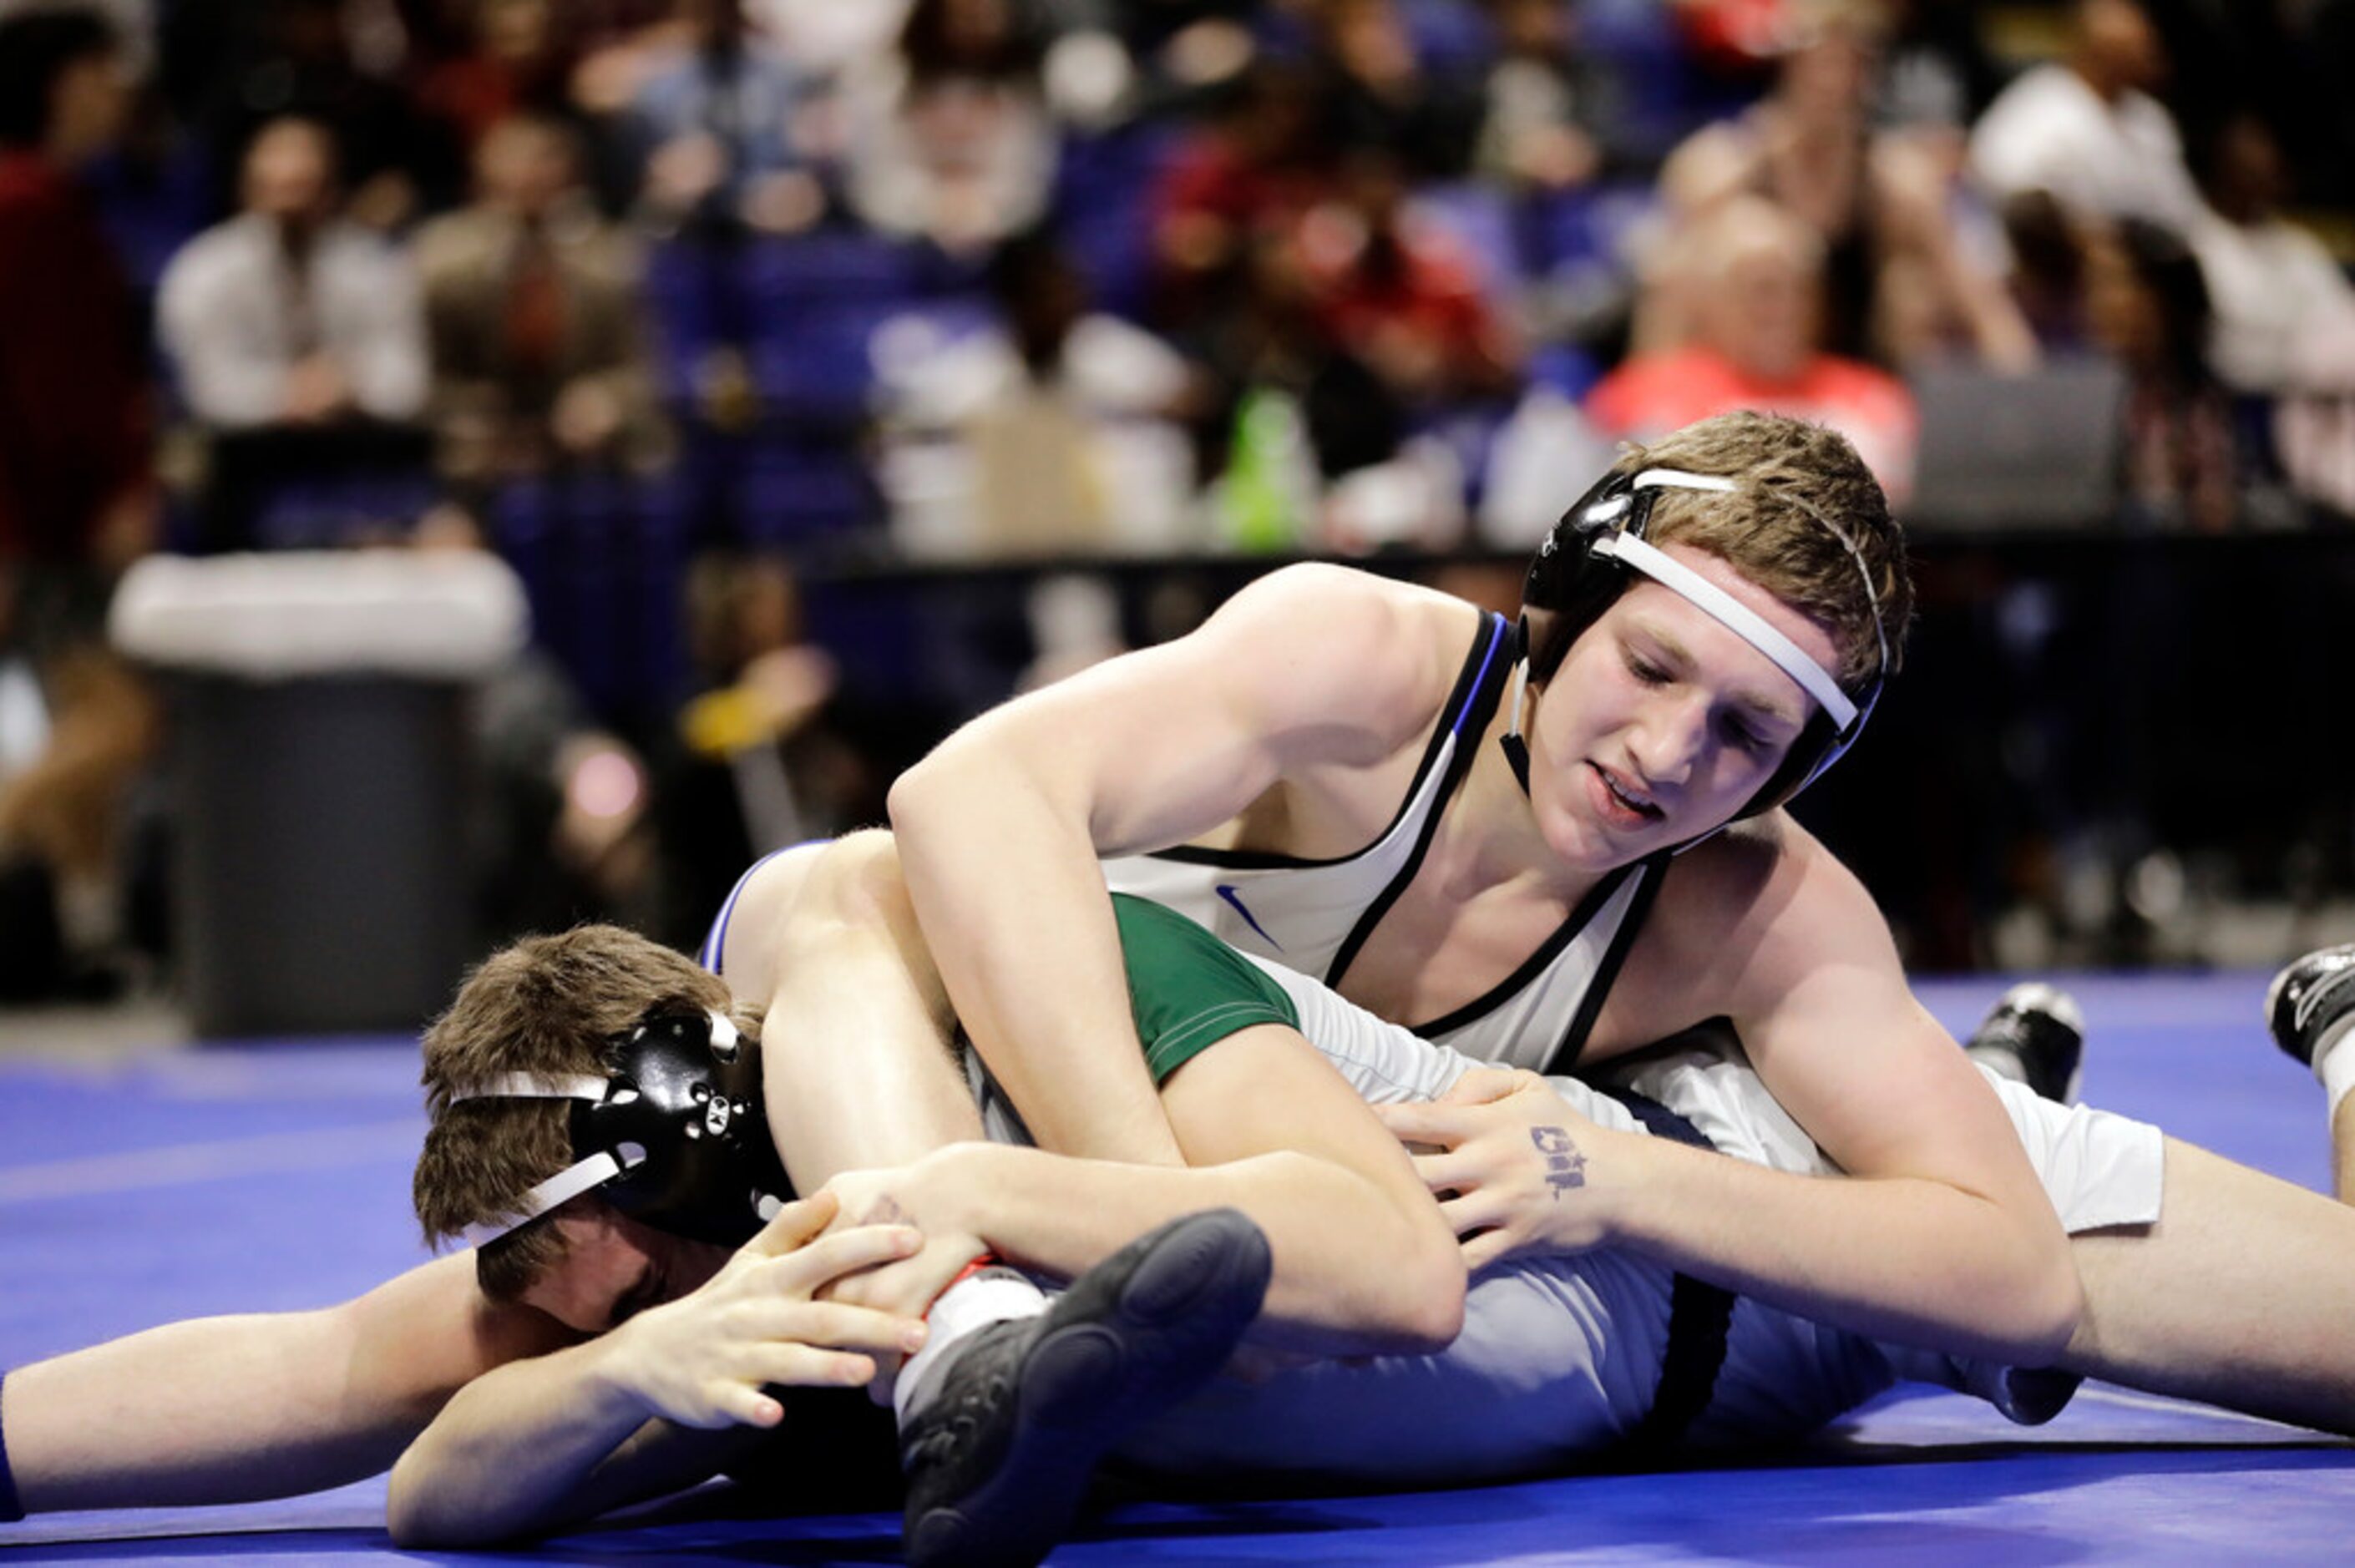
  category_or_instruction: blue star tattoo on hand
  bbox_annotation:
[1531,1125,1587,1199]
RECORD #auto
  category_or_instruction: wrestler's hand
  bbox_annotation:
[1374,1069,1640,1271]
[818,1151,993,1322]
[598,1191,929,1430]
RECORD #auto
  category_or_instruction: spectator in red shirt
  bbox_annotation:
[1588,194,1917,498]
[0,5,160,999]
[0,5,154,591]
[1294,148,1521,411]
[1151,58,1333,329]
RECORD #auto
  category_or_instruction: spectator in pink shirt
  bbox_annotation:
[1588,195,1916,498]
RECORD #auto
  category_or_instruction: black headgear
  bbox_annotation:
[1501,463,1888,827]
[453,1007,795,1251]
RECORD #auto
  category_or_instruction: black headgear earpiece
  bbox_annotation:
[453,1007,796,1251]
[1502,463,1888,828]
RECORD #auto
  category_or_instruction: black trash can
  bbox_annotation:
[113,553,526,1038]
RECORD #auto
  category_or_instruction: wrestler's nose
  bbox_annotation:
[1628,693,1708,790]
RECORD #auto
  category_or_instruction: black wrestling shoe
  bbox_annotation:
[899,1208,1272,1568]
[2266,944,2355,1067]
[1964,983,2085,1104]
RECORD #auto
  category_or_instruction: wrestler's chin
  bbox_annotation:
[1536,784,1662,875]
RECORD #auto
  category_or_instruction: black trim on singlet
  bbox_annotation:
[1145,610,1514,873]
[1537,849,1672,1075]
[1324,616,1517,991]
[1599,1086,1736,1459]
[1399,859,1640,1044]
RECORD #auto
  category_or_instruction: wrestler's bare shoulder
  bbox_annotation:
[1204,564,1486,746]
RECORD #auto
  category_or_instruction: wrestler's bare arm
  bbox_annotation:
[888,564,1467,1166]
[1569,822,2077,1363]
[4,1250,569,1514]
[386,1196,924,1548]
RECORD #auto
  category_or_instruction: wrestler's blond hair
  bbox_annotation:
[1599,411,1911,688]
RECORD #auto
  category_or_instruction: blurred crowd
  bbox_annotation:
[5,0,2355,999]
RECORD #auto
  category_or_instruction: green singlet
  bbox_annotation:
[1112,894,1300,1084]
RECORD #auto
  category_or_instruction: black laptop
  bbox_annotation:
[1906,359,2127,532]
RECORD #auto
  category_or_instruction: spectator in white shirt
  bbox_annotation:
[2185,112,2355,395]
[158,115,425,432]
[1968,0,2203,232]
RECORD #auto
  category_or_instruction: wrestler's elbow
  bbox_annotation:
[383,1454,460,1550]
[1982,1221,2083,1365]
[385,1439,535,1551]
[1382,1221,1468,1353]
[2018,1242,2085,1365]
[385,1477,529,1551]
[1395,1274,1467,1354]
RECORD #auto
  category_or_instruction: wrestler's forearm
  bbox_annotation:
[7,1312,417,1512]
[6,1252,555,1513]
[938,1142,1461,1354]
[1607,1138,2081,1365]
[890,759,1184,1166]
[385,1338,744,1547]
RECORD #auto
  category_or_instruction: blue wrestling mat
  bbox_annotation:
[3,971,2350,1565]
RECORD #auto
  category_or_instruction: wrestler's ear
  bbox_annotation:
[740,1190,840,1258]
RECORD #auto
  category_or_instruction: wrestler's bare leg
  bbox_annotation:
[2061,1136,2355,1436]
[729,834,986,1191]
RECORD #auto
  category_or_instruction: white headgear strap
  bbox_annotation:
[444,1009,738,1252]
[1590,531,1856,731]
[1505,468,1859,741]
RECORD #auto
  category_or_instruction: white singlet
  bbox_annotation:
[1102,609,1669,1073]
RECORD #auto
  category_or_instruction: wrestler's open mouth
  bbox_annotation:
[1592,763,1664,823]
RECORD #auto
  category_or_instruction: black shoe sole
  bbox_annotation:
[904,1208,1272,1568]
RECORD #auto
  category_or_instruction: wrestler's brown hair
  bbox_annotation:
[413,924,747,1301]
[1541,411,1913,689]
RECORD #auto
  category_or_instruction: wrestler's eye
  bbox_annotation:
[1625,651,1672,687]
[1720,713,1770,753]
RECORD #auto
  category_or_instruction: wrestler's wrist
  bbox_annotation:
[586,1321,688,1425]
[924,1141,1013,1232]
[1582,1126,1661,1247]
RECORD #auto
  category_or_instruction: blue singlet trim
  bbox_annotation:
[698,841,829,974]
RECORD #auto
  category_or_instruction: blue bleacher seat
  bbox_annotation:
[1414,182,1523,298]
[1053,123,1184,322]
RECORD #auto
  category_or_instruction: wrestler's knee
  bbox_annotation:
[798,830,916,932]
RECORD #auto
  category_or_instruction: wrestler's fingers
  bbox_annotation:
[763,1299,926,1358]
[820,1245,975,1319]
[740,1190,842,1258]
[1436,1188,1502,1239]
[1460,1227,1517,1275]
[1373,1100,1468,1147]
[750,1343,879,1393]
[759,1222,923,1295]
[710,1379,788,1429]
[1410,1150,1484,1196]
[1441,1067,1523,1105]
